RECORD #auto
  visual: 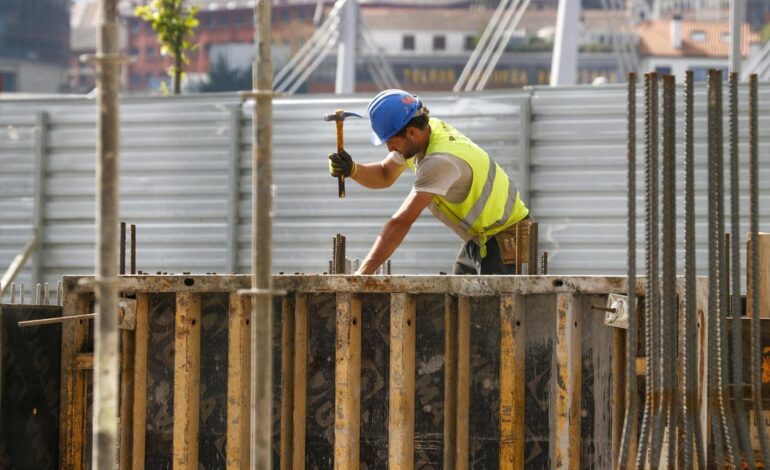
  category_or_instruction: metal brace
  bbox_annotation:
[118,297,136,330]
[603,293,631,329]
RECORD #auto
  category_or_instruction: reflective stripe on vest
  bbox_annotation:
[423,118,528,256]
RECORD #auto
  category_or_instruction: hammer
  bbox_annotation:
[324,109,362,198]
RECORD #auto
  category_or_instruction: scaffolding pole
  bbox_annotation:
[93,0,121,467]
[249,0,275,468]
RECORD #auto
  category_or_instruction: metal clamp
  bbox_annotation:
[602,293,631,329]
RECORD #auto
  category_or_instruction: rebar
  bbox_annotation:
[541,251,548,274]
[660,74,676,468]
[636,72,654,469]
[715,69,741,470]
[43,282,49,305]
[35,283,41,305]
[682,70,705,469]
[130,224,136,275]
[19,284,24,305]
[729,71,756,469]
[10,282,15,304]
[332,237,338,274]
[707,68,726,468]
[617,72,637,470]
[708,68,735,468]
[334,234,346,274]
[120,221,126,275]
[749,73,770,466]
[57,280,62,306]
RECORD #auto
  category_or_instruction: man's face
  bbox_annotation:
[386,128,420,159]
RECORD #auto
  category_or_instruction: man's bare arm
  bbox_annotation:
[351,153,407,189]
[356,191,434,274]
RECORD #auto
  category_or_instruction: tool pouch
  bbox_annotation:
[495,229,518,265]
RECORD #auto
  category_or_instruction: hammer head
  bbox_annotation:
[324,110,362,122]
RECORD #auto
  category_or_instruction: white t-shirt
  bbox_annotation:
[390,151,474,240]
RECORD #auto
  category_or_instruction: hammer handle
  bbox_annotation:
[336,119,345,198]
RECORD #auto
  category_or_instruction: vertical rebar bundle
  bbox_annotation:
[708,67,745,468]
[729,72,756,469]
[682,70,705,469]
[617,72,637,470]
[636,72,659,469]
[623,71,770,468]
[660,74,676,468]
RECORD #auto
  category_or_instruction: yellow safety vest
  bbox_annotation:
[417,117,529,257]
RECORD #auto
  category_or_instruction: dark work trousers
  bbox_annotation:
[453,236,517,275]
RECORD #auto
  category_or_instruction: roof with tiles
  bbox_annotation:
[637,19,760,58]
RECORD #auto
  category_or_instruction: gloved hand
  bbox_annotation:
[328,149,356,178]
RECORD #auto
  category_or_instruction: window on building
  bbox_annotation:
[721,32,730,43]
[465,35,476,51]
[433,35,446,51]
[690,30,707,42]
[130,47,139,57]
[655,66,672,75]
[145,46,155,57]
[403,34,415,51]
[0,72,17,92]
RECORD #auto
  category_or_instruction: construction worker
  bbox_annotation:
[329,89,530,275]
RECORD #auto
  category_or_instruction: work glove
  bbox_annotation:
[328,149,356,178]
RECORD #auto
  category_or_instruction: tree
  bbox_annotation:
[198,56,252,93]
[135,0,199,95]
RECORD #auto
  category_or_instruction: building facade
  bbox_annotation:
[0,0,70,92]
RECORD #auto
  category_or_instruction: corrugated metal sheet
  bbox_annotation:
[530,83,770,277]
[0,104,37,291]
[1,85,769,295]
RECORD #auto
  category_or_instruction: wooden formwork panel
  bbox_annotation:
[57,275,638,470]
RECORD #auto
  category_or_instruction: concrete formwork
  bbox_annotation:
[53,274,708,469]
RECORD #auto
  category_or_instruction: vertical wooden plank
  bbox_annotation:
[59,289,89,470]
[444,294,458,469]
[747,232,770,318]
[131,293,149,470]
[500,294,526,469]
[173,292,201,470]
[552,293,581,470]
[610,328,626,467]
[456,295,471,470]
[389,293,416,469]
[334,292,362,470]
[280,295,296,470]
[293,294,308,470]
[226,293,250,470]
[120,328,136,469]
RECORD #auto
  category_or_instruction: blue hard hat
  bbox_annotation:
[367,89,422,146]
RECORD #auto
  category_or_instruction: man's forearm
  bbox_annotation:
[357,218,410,274]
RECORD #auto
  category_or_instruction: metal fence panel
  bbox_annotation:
[1,84,768,291]
[530,84,770,276]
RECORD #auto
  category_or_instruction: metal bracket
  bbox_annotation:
[603,293,630,329]
[118,297,136,330]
